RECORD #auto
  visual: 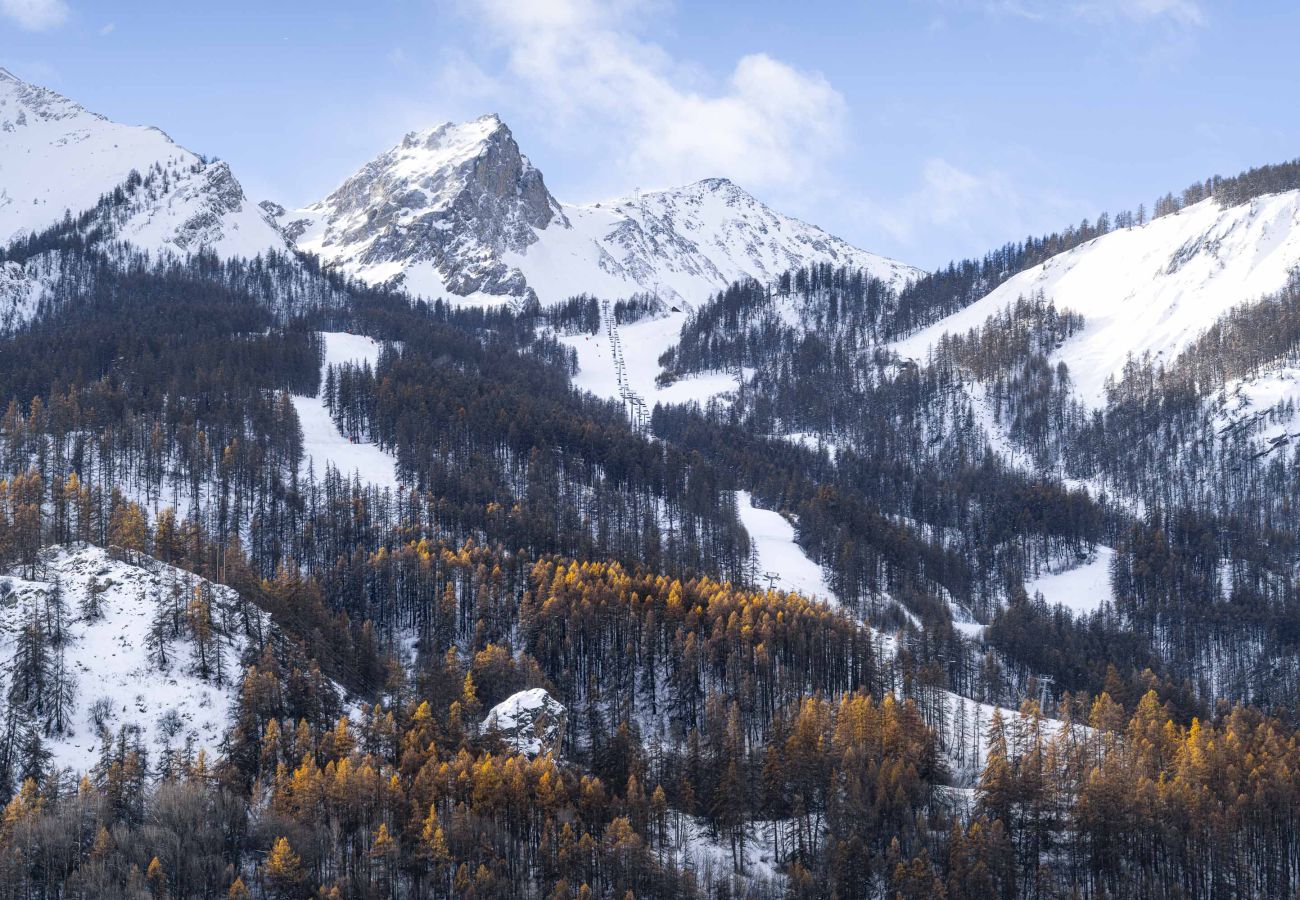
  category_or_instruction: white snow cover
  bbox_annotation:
[481,687,566,757]
[1207,366,1300,459]
[895,192,1300,408]
[1025,547,1116,617]
[0,67,285,259]
[0,545,254,775]
[0,258,47,331]
[287,115,918,306]
[292,332,399,489]
[942,690,1087,778]
[735,490,836,606]
[515,178,919,303]
[559,308,748,411]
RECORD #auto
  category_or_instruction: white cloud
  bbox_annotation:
[458,0,847,193]
[1,0,69,31]
[99,21,115,35]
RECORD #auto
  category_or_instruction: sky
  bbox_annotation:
[3,0,1298,269]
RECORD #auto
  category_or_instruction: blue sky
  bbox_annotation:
[4,0,1298,269]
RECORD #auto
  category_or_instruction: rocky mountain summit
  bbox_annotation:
[281,114,918,305]
[283,115,564,300]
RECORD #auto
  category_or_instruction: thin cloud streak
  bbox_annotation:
[1,0,69,31]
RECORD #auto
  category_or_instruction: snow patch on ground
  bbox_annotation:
[559,308,748,413]
[669,816,785,892]
[0,545,255,776]
[1211,366,1300,456]
[778,431,840,462]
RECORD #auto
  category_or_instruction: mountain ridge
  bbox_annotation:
[0,67,286,260]
[277,113,919,305]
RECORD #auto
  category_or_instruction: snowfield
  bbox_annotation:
[292,333,400,489]
[895,191,1300,408]
[560,308,749,413]
[0,545,255,775]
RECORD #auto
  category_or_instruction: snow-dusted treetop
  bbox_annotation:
[279,113,920,305]
[0,67,286,259]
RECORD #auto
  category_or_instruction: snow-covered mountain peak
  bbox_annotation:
[0,69,286,260]
[399,112,508,157]
[284,113,564,300]
[569,176,920,299]
[283,114,918,305]
[0,66,98,126]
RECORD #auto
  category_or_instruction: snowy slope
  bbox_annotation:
[0,545,257,775]
[523,177,919,304]
[895,192,1300,407]
[0,67,286,259]
[1205,364,1300,460]
[281,114,918,306]
[736,490,836,606]
[292,332,400,489]
[1025,548,1116,616]
[559,306,749,413]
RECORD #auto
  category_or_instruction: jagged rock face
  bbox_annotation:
[481,688,567,757]
[294,115,564,298]
[285,115,919,305]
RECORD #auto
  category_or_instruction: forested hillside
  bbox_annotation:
[3,75,1300,897]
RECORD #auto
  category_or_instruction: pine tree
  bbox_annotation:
[264,836,304,898]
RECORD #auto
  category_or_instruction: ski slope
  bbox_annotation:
[895,192,1300,408]
[736,490,835,606]
[560,309,747,413]
[292,333,400,489]
[1025,547,1116,616]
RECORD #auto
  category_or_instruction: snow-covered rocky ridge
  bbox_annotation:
[279,114,918,306]
[895,191,1300,409]
[0,544,262,775]
[0,67,286,259]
